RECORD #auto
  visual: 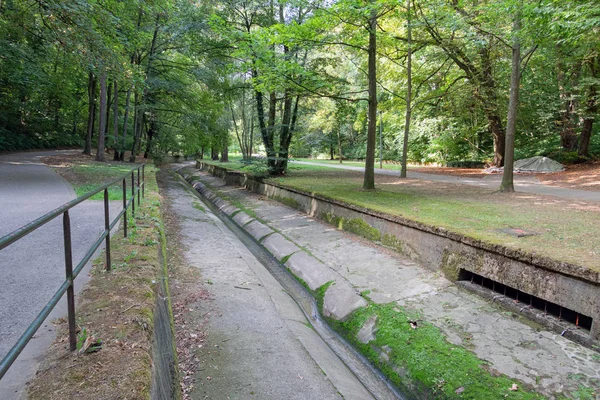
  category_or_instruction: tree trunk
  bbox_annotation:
[500,7,521,193]
[231,103,245,159]
[579,84,597,157]
[106,79,111,137]
[83,72,96,155]
[249,105,254,157]
[253,67,276,169]
[113,80,120,160]
[96,70,107,162]
[556,53,580,151]
[144,121,155,159]
[221,135,229,162]
[267,91,277,170]
[130,91,141,163]
[337,129,343,163]
[363,7,378,190]
[274,89,293,174]
[479,44,505,167]
[132,13,161,163]
[400,0,412,178]
[330,139,334,160]
[121,87,131,161]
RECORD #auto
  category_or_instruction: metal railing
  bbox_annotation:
[0,164,146,380]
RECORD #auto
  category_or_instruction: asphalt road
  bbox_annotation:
[0,150,121,398]
[293,161,600,202]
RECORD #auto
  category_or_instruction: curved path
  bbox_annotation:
[0,150,119,398]
[294,161,600,202]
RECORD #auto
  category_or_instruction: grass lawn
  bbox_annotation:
[43,153,145,200]
[295,157,405,170]
[269,168,600,271]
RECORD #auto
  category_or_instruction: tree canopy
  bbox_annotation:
[1,0,598,188]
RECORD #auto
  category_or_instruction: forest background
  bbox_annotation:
[1,0,598,187]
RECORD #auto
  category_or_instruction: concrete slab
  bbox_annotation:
[232,211,254,227]
[261,233,300,261]
[285,251,339,291]
[322,280,368,321]
[244,220,274,242]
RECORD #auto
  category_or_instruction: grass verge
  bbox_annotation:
[269,169,600,271]
[44,153,140,200]
[27,162,169,399]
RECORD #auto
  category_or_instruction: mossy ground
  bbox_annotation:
[28,159,165,399]
[328,302,544,399]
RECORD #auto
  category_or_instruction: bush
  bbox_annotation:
[445,160,485,168]
[0,129,81,153]
[545,150,587,165]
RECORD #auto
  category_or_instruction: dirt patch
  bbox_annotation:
[413,162,600,192]
[27,165,163,399]
[412,167,488,178]
[42,151,151,168]
[157,170,213,400]
[536,161,600,191]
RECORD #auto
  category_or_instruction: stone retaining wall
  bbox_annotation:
[197,162,600,341]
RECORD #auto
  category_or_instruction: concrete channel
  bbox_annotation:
[178,162,600,398]
[195,162,600,345]
[170,169,404,399]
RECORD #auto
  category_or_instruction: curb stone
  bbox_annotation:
[323,280,368,321]
[233,211,254,227]
[244,220,275,242]
[262,233,301,261]
[284,251,339,291]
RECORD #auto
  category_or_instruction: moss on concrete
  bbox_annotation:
[327,302,544,400]
[320,212,381,242]
[344,218,381,242]
[381,234,419,260]
[273,195,302,210]
[440,250,466,282]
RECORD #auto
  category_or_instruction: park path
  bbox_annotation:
[293,161,600,202]
[0,150,120,398]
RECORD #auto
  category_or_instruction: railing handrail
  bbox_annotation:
[0,167,140,250]
[0,163,146,381]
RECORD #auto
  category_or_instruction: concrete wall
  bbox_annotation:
[198,162,600,340]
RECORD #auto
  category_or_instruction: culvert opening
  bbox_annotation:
[458,270,593,332]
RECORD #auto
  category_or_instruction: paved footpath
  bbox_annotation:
[294,161,600,202]
[161,170,375,399]
[0,150,120,398]
[186,168,600,399]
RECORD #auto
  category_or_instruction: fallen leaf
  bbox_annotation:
[455,386,465,394]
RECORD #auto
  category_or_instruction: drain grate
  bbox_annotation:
[458,270,593,332]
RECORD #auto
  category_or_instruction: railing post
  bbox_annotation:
[131,171,135,216]
[142,164,145,198]
[62,211,77,351]
[104,188,111,271]
[137,167,141,206]
[122,178,127,238]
